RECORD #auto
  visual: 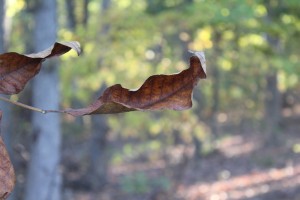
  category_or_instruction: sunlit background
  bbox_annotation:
[1,0,300,199]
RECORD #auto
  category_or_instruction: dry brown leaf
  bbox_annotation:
[0,41,80,95]
[63,51,206,116]
[0,112,15,199]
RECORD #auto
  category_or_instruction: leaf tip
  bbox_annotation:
[73,41,82,56]
[189,50,207,79]
[59,41,82,56]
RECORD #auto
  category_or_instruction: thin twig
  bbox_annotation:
[0,96,46,114]
[43,109,66,114]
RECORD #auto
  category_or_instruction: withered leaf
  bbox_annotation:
[0,112,15,199]
[0,41,81,95]
[63,51,206,116]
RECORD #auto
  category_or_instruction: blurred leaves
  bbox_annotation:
[120,172,170,195]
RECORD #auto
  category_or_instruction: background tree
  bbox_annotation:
[24,0,62,199]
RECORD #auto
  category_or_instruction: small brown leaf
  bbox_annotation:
[64,51,206,116]
[0,41,81,95]
[0,112,15,199]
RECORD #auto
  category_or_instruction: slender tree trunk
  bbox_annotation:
[24,0,62,200]
[264,1,282,133]
[179,29,204,158]
[265,72,281,130]
[211,31,222,136]
[0,0,13,165]
[0,1,10,146]
[101,0,111,12]
[82,0,89,26]
[88,115,109,190]
[86,0,111,192]
[65,0,76,30]
[0,1,4,52]
[100,0,111,34]
[264,37,281,134]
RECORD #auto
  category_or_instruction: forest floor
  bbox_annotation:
[70,120,300,200]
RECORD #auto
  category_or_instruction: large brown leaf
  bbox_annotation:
[0,41,81,95]
[63,51,206,116]
[0,112,15,199]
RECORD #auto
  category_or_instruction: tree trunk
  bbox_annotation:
[0,2,16,200]
[82,0,89,26]
[24,0,61,200]
[65,0,76,30]
[88,115,109,191]
[0,1,4,52]
[265,72,281,131]
[0,0,13,169]
[0,1,10,150]
[85,0,111,192]
[100,0,111,34]
[178,28,204,158]
[264,1,282,133]
[211,31,222,136]
[101,0,111,12]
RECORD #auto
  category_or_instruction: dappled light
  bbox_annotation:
[178,164,300,200]
[217,135,260,158]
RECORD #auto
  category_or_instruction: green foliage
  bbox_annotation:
[120,172,150,194]
[120,172,170,194]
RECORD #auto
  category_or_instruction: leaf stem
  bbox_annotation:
[44,109,66,114]
[0,96,46,114]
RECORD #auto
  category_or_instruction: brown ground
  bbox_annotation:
[69,121,300,200]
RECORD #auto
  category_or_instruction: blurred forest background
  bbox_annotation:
[1,0,300,200]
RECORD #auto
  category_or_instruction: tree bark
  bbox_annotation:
[0,0,13,168]
[264,1,282,133]
[0,1,4,52]
[88,115,109,191]
[85,0,111,191]
[100,0,111,34]
[24,0,62,200]
[265,72,281,130]
[82,0,89,26]
[65,0,76,30]
[211,31,222,136]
